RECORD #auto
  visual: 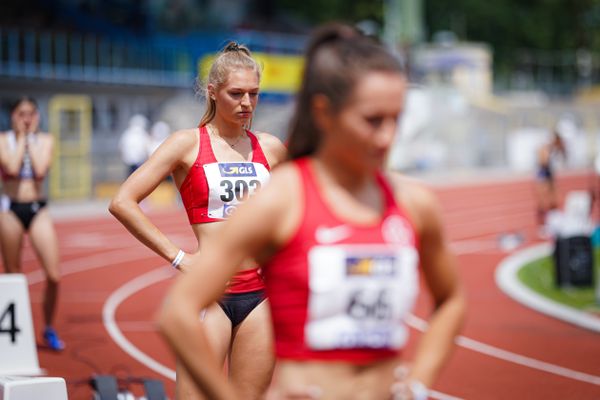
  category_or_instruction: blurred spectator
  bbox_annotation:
[148,120,170,156]
[118,114,150,176]
[534,124,567,234]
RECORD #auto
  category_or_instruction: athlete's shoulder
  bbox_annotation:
[161,128,198,147]
[253,131,287,167]
[249,160,301,223]
[385,170,432,198]
[384,170,441,223]
[269,160,299,180]
[253,131,284,148]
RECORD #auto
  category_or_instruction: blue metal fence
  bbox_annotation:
[0,28,305,88]
[0,28,194,87]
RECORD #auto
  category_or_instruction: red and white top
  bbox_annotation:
[178,126,271,293]
[179,126,271,225]
[263,158,420,363]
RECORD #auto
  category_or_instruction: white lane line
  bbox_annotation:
[495,242,600,333]
[102,267,176,381]
[406,314,600,386]
[26,247,159,285]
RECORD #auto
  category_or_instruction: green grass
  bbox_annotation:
[517,250,600,313]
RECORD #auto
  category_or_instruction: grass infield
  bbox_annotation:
[517,250,600,313]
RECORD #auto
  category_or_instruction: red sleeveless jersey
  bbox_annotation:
[179,126,271,293]
[179,126,271,224]
[263,158,421,363]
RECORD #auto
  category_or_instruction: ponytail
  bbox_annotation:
[286,23,404,159]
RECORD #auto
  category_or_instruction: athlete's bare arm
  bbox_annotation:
[109,129,198,269]
[390,174,466,388]
[255,132,287,168]
[0,132,27,175]
[27,133,53,178]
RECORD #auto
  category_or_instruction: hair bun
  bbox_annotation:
[307,23,361,55]
[224,42,240,52]
[222,41,252,57]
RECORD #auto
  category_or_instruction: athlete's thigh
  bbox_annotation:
[202,302,233,363]
[229,300,275,398]
[27,209,60,280]
[175,303,232,400]
[0,211,25,272]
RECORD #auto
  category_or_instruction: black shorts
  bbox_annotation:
[218,290,266,328]
[536,165,553,182]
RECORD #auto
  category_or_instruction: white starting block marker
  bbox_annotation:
[0,376,67,400]
[0,274,44,376]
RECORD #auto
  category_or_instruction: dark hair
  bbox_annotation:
[287,23,404,159]
[10,96,38,114]
[198,41,261,127]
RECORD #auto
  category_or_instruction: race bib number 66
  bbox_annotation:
[305,244,419,351]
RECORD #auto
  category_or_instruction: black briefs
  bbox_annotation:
[218,289,266,328]
[9,199,47,230]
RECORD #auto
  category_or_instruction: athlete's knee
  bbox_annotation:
[46,272,60,285]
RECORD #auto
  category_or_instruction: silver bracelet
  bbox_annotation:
[409,380,429,400]
[171,249,185,268]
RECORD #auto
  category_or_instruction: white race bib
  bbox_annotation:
[204,162,270,219]
[306,244,419,350]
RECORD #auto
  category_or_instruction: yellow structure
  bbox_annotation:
[199,52,304,93]
[48,95,92,199]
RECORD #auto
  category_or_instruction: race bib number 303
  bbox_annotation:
[204,162,270,219]
[305,244,419,351]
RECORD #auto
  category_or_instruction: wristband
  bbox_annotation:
[171,249,185,268]
[409,380,429,400]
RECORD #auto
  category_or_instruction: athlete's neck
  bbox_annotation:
[208,118,246,140]
[311,155,374,192]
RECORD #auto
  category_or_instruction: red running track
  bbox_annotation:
[12,170,600,399]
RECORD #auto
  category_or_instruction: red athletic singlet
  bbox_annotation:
[263,158,421,363]
[179,126,271,224]
[178,126,271,293]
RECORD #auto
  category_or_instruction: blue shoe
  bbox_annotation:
[43,327,65,351]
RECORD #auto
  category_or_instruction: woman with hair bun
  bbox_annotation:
[158,24,465,400]
[110,42,286,399]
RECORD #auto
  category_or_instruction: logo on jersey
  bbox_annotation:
[222,203,237,217]
[381,215,414,246]
[315,225,352,244]
[218,163,256,177]
[345,255,397,277]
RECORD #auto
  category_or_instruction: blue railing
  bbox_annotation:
[0,28,194,87]
[0,28,306,88]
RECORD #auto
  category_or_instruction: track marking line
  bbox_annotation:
[406,314,600,386]
[102,267,176,381]
[26,247,160,285]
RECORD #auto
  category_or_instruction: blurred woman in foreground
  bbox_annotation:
[158,23,465,400]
